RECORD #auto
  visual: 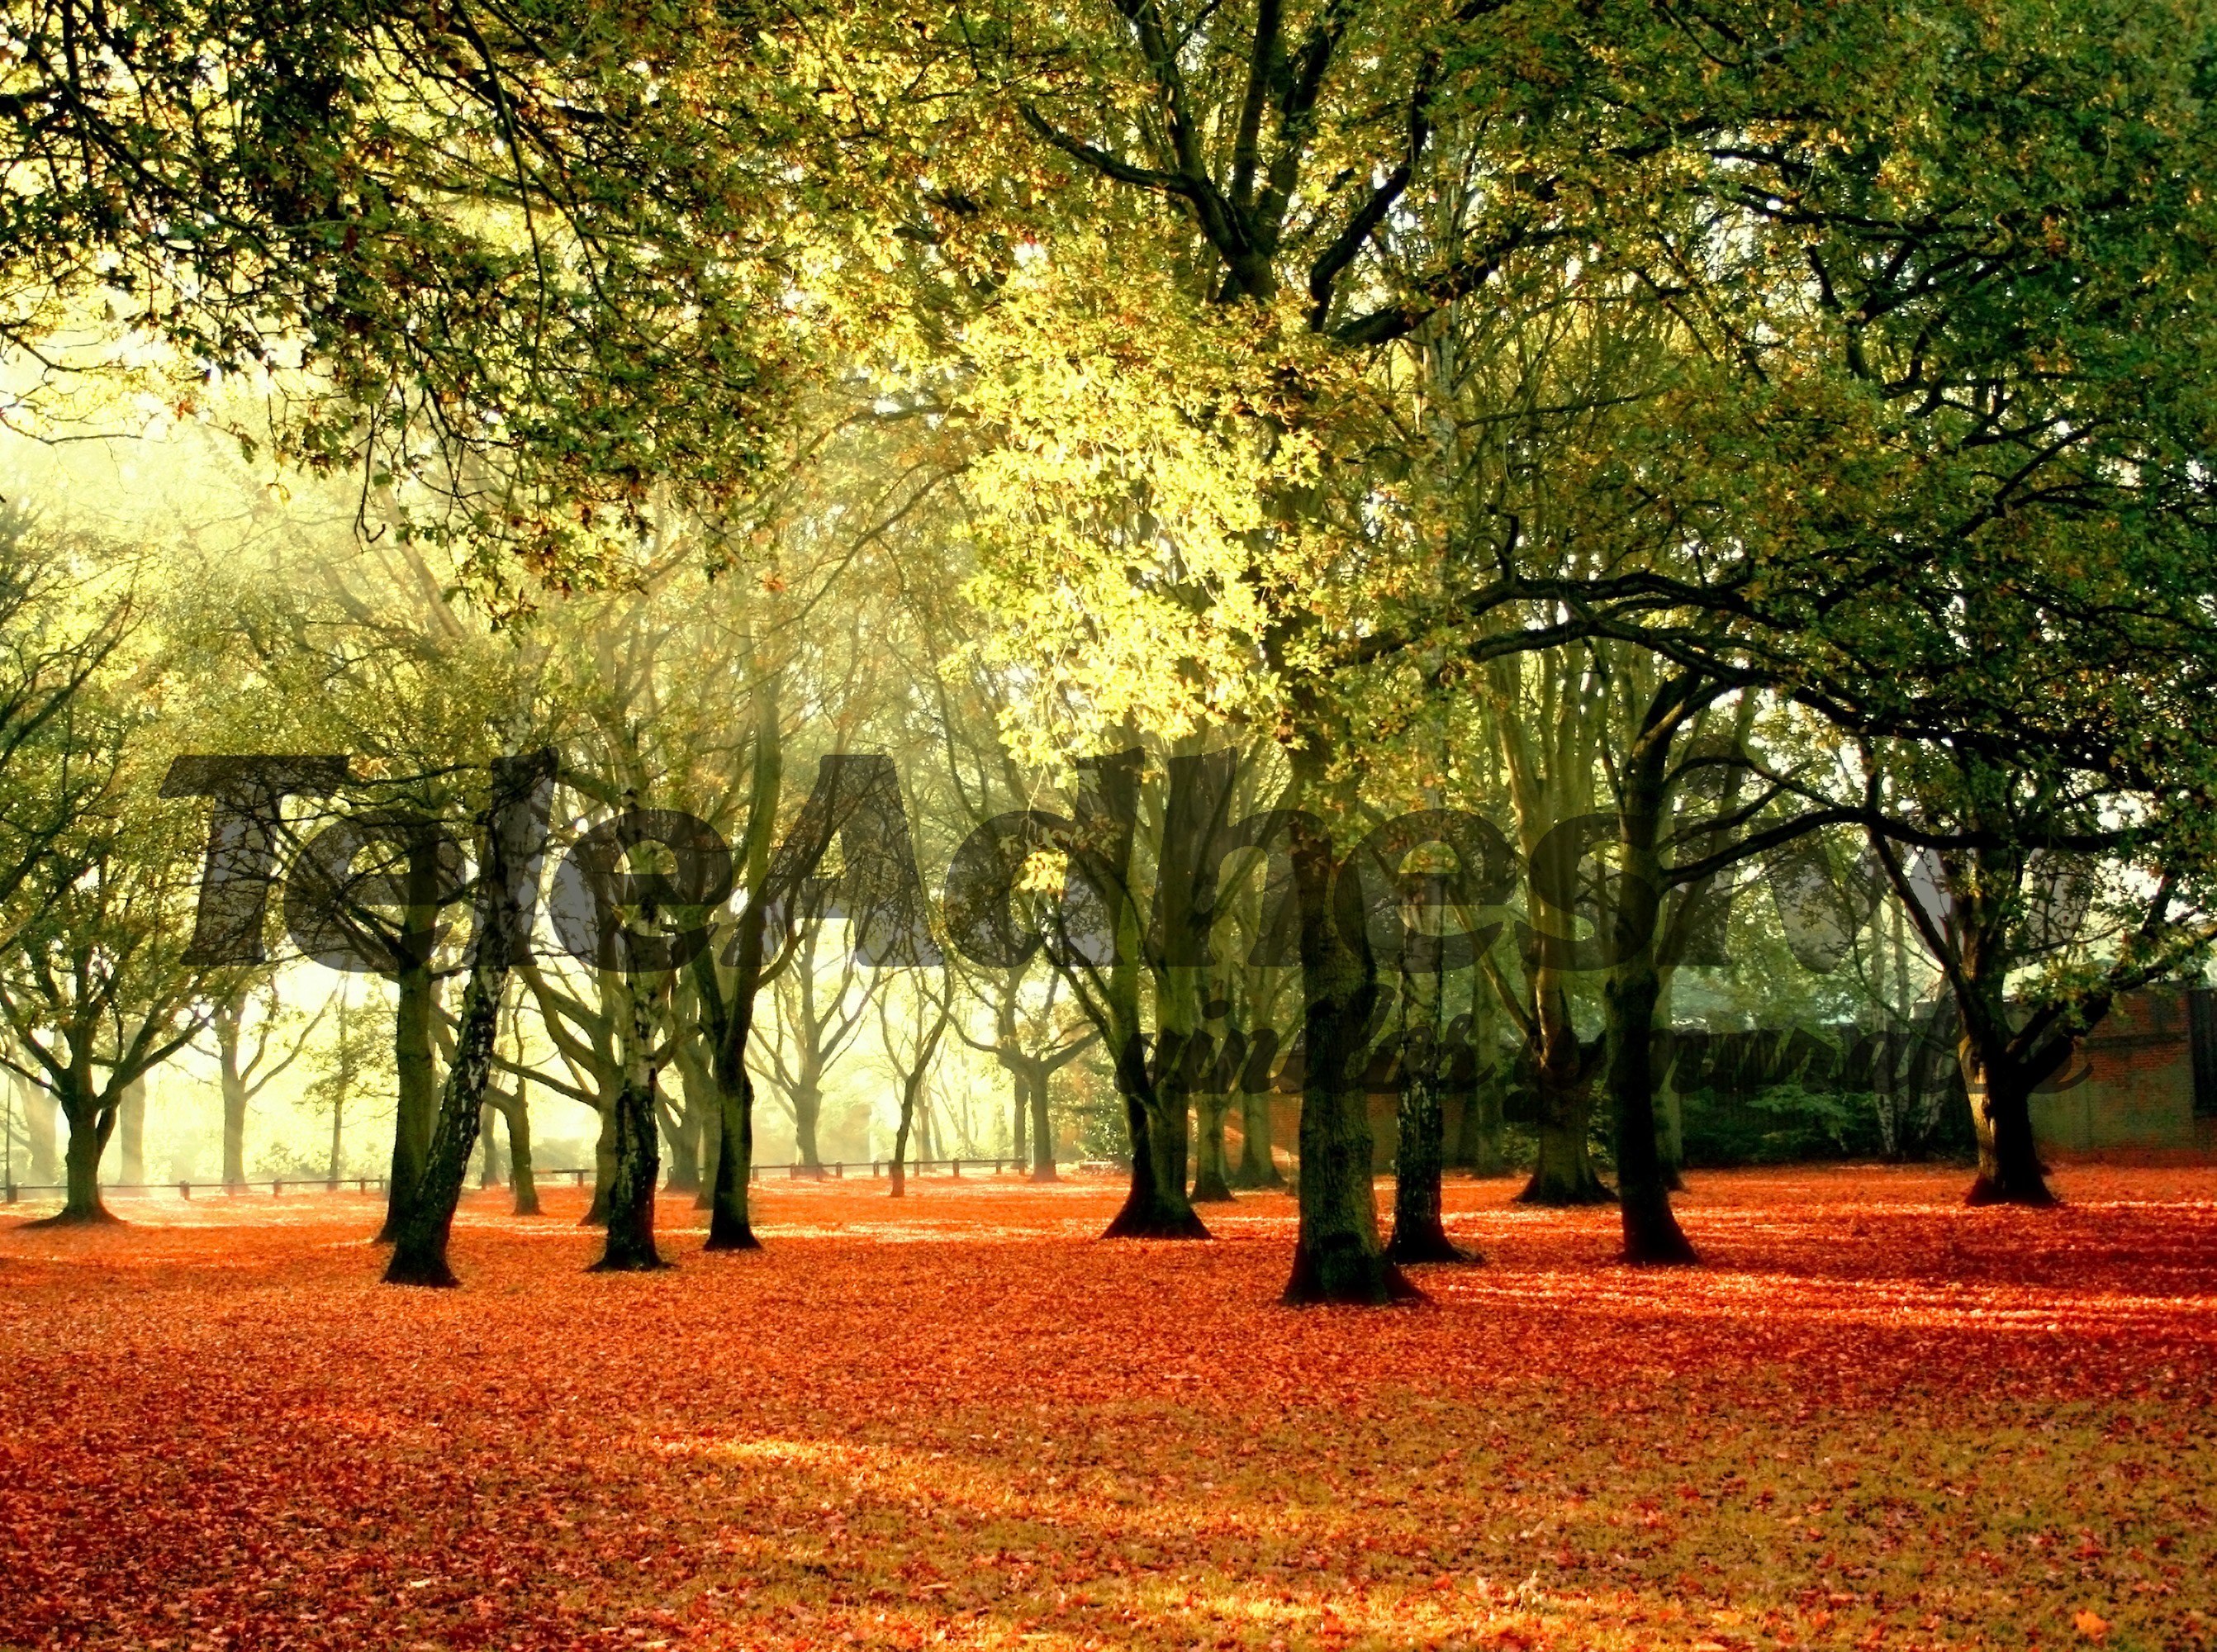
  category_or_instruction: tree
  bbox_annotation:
[0,778,226,1222]
[207,980,320,1190]
[0,1,847,573]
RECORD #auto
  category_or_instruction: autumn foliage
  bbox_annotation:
[2,1167,2214,1650]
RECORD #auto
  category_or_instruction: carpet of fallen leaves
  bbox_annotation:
[3,1165,2215,1652]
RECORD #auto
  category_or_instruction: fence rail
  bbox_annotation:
[3,1176,390,1203]
[3,1157,1062,1203]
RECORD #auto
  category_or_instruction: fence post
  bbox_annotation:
[273,1180,282,1196]
[180,1181,191,1200]
[952,1158,961,1178]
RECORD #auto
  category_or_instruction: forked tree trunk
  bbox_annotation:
[1103,1038,1209,1237]
[45,1094,118,1225]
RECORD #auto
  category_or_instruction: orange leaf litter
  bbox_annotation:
[3,1165,2213,1650]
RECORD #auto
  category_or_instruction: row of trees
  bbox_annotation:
[2,0,2215,1302]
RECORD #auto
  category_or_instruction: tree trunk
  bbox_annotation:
[44,1093,117,1224]
[116,1077,145,1188]
[383,749,553,1284]
[477,1104,503,1187]
[218,1016,249,1189]
[1230,1082,1284,1189]
[1446,1019,1507,1177]
[1604,754,1697,1265]
[594,974,670,1272]
[501,1090,539,1215]
[383,961,504,1285]
[1963,1053,2056,1206]
[1189,1092,1236,1203]
[792,1085,823,1172]
[325,1080,344,1189]
[1282,833,1419,1305]
[697,894,768,1251]
[1103,1037,1210,1237]
[1604,957,1697,1262]
[1028,1066,1056,1182]
[889,1094,912,1199]
[1512,866,1613,1206]
[378,956,439,1241]
[1388,957,1470,1265]
[582,1099,616,1226]
[703,1065,758,1246]
[23,1079,57,1184]
[661,1087,701,1194]
[1010,1067,1028,1165]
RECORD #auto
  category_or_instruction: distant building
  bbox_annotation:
[2029,987,2217,1162]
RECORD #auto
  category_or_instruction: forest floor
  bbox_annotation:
[2,1165,2214,1652]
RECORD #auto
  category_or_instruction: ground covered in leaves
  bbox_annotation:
[2,1165,2214,1651]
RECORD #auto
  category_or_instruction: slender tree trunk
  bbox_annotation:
[501,1090,539,1214]
[477,1103,505,1187]
[383,749,553,1285]
[695,1078,721,1212]
[325,1085,344,1189]
[384,967,504,1285]
[218,1019,249,1189]
[582,1099,616,1226]
[1010,1067,1028,1164]
[699,901,768,1251]
[890,1089,913,1198]
[23,1079,57,1184]
[1604,956,1697,1262]
[378,957,439,1241]
[1963,1050,2056,1206]
[703,1065,758,1246]
[116,1077,145,1188]
[1028,1067,1056,1182]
